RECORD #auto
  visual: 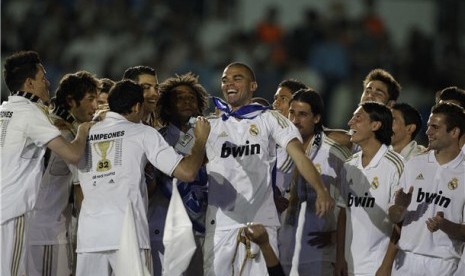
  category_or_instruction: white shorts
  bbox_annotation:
[28,244,73,276]
[76,249,152,276]
[1,215,28,276]
[392,250,458,276]
[203,226,278,276]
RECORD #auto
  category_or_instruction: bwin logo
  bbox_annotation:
[348,192,375,208]
[221,141,260,158]
[416,188,451,208]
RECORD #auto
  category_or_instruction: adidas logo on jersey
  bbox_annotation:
[218,131,228,138]
[220,141,260,158]
[109,179,115,184]
[416,173,424,180]
[416,188,451,207]
[348,192,375,208]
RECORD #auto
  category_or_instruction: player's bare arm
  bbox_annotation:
[172,116,210,182]
[47,121,93,164]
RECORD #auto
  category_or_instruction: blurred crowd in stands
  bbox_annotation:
[2,0,465,136]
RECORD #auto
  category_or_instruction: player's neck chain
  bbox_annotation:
[51,106,77,125]
[11,91,41,103]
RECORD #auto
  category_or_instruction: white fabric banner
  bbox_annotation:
[162,179,196,276]
[116,202,150,276]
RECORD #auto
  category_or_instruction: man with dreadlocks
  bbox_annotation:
[148,72,210,275]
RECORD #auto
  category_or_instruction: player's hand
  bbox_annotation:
[77,121,94,135]
[426,211,444,232]
[315,189,334,217]
[394,186,413,208]
[193,116,210,143]
[244,223,269,247]
[92,107,109,122]
[307,231,335,248]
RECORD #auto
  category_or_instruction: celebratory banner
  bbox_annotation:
[162,179,196,276]
[116,202,150,276]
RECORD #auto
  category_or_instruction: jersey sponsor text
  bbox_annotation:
[416,188,451,207]
[348,192,375,208]
[220,140,260,158]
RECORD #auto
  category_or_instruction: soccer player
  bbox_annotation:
[203,62,333,275]
[336,101,404,275]
[75,79,210,275]
[360,68,401,108]
[122,65,160,128]
[0,51,91,276]
[391,103,426,160]
[279,89,351,275]
[271,79,308,213]
[148,72,209,275]
[389,102,465,276]
[435,86,465,152]
[27,71,99,276]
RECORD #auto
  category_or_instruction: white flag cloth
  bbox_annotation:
[162,179,196,276]
[116,202,151,276]
[289,201,307,276]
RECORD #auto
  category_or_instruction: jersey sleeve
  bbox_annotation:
[144,127,183,176]
[266,110,302,149]
[26,105,61,147]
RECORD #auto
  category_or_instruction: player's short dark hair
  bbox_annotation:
[436,86,465,109]
[361,101,393,145]
[122,66,156,81]
[3,50,42,92]
[363,68,401,102]
[108,80,144,115]
[431,102,465,138]
[278,79,308,94]
[392,103,423,140]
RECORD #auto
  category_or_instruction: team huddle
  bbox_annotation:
[1,50,465,276]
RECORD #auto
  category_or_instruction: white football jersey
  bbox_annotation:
[0,95,61,223]
[279,132,351,269]
[397,150,465,260]
[339,144,404,275]
[76,112,183,252]
[205,110,301,230]
[28,113,77,245]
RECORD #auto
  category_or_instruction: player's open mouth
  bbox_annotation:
[227,89,238,95]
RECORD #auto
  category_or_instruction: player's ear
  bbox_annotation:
[250,81,257,92]
[371,120,382,131]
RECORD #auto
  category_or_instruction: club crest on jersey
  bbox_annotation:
[370,177,379,190]
[448,178,458,190]
[249,124,259,136]
[179,133,193,147]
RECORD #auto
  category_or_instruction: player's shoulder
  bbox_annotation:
[383,149,404,176]
[323,135,352,160]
